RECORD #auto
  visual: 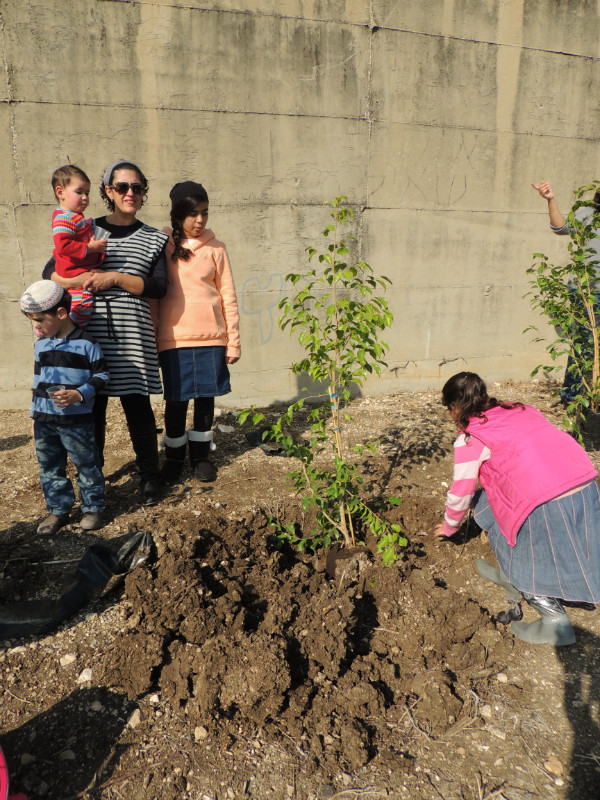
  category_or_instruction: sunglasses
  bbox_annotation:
[109,182,145,196]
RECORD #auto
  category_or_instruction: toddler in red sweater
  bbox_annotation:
[51,164,106,327]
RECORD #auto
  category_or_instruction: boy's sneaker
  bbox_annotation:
[37,513,69,536]
[80,512,104,531]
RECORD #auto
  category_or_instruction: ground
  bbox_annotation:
[1,380,600,800]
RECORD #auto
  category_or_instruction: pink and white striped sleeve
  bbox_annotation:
[443,433,490,537]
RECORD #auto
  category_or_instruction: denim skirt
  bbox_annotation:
[159,346,231,401]
[474,483,600,602]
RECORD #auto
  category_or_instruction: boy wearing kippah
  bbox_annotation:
[20,280,109,535]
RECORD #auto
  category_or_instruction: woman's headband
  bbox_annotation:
[102,159,143,186]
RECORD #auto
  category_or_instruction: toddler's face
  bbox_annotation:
[56,178,91,215]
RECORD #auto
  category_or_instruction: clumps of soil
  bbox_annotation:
[100,505,514,775]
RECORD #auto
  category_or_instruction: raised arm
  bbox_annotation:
[531,181,566,229]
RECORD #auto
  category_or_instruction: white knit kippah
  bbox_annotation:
[20,280,65,314]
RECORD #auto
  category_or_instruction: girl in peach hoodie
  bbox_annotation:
[156,181,241,482]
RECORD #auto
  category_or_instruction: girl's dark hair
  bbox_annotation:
[441,371,523,431]
[171,190,209,262]
[99,162,148,212]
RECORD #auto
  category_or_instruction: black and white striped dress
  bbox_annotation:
[87,223,168,396]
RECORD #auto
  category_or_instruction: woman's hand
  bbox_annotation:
[531,181,555,201]
[83,271,120,292]
[50,271,96,289]
[82,271,144,295]
[433,523,448,539]
[226,355,240,365]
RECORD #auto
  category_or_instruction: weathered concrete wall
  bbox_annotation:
[1,0,598,407]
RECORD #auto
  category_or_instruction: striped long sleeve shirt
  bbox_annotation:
[32,328,109,424]
[443,433,491,536]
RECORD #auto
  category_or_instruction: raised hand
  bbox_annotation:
[531,181,555,201]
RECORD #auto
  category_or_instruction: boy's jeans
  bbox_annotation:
[34,420,105,515]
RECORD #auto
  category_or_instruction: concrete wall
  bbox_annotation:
[1,0,598,407]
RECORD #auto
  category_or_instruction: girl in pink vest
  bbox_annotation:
[434,372,600,646]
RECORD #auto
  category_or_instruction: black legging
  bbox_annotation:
[93,393,158,480]
[164,397,214,438]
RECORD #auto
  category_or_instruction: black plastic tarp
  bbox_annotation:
[0,531,153,640]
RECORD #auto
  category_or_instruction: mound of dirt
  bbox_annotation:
[99,505,513,777]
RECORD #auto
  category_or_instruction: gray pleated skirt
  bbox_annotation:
[474,482,600,603]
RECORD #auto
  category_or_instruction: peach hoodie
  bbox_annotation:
[155,228,241,359]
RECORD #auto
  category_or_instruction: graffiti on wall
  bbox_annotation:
[239,272,286,345]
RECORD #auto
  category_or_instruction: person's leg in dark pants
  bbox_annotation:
[93,393,109,466]
[162,400,189,483]
[120,394,160,503]
[188,397,216,481]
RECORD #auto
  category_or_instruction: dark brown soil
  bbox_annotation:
[1,382,600,800]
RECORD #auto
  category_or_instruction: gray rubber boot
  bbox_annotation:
[475,559,522,601]
[511,594,576,646]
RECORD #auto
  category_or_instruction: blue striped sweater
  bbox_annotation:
[31,328,109,424]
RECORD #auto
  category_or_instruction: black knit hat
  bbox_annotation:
[169,181,208,205]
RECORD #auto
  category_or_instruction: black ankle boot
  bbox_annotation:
[161,434,187,484]
[192,459,217,481]
[188,430,216,482]
[141,477,160,506]
[128,429,160,504]
[162,453,186,483]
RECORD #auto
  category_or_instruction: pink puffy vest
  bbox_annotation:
[465,405,597,546]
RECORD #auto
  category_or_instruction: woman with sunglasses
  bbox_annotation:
[43,159,168,505]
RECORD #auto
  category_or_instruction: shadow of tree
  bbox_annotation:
[556,627,600,799]
[0,521,37,552]
[1,687,136,799]
[0,434,31,452]
[378,421,451,491]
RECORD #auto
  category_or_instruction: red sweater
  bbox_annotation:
[52,208,104,277]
